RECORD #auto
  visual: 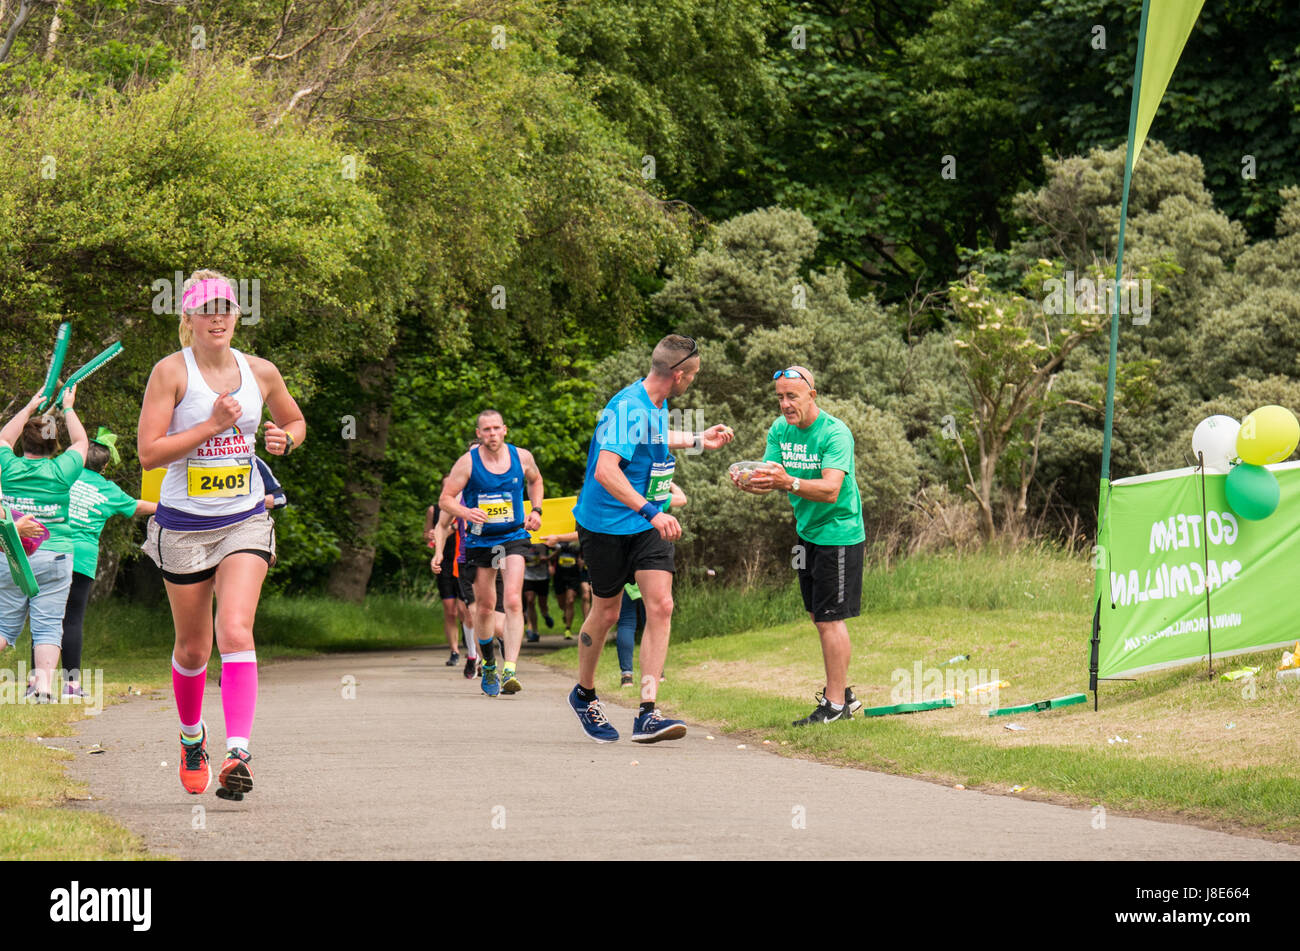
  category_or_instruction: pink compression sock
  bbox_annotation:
[172,654,207,734]
[220,651,258,750]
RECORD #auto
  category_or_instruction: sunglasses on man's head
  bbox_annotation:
[669,336,698,370]
[773,368,811,386]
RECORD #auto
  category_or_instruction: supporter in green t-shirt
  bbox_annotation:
[68,465,145,576]
[731,365,866,728]
[0,388,89,702]
[761,406,865,547]
[52,430,156,696]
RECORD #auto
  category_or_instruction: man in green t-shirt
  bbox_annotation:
[732,366,865,726]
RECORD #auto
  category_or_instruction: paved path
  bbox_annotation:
[64,650,1300,860]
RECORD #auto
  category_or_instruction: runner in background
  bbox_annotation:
[547,536,585,639]
[431,443,495,680]
[138,269,306,799]
[425,502,463,665]
[439,411,544,698]
[522,540,553,643]
[255,457,287,512]
[548,480,686,687]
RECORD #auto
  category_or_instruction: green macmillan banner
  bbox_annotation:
[1096,462,1300,679]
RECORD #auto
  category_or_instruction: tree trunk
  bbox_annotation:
[0,0,36,64]
[326,351,396,602]
[976,449,997,542]
[91,546,121,602]
[42,4,59,60]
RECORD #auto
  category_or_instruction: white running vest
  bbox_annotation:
[158,348,265,517]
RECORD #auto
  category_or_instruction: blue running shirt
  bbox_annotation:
[463,445,529,548]
[574,379,676,536]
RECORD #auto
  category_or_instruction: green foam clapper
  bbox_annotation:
[53,341,123,406]
[986,692,1087,717]
[0,516,39,598]
[863,698,955,717]
[38,323,72,411]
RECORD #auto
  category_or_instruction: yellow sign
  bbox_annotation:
[141,468,164,503]
[527,496,576,543]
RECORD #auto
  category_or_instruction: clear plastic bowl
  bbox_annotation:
[728,460,774,485]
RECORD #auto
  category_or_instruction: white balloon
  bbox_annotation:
[1192,415,1240,472]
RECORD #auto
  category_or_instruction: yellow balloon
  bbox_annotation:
[1237,405,1300,465]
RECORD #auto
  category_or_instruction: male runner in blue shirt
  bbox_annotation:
[440,411,544,697]
[567,334,733,743]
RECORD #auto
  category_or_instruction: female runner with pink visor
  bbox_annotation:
[138,270,306,800]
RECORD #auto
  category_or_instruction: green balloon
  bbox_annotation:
[1225,463,1280,520]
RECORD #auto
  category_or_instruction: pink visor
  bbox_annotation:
[181,278,240,313]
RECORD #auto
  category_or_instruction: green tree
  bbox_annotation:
[0,64,396,591]
[947,265,1104,540]
[554,0,784,197]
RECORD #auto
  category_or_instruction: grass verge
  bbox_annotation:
[539,545,1300,842]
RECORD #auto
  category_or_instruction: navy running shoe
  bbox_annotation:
[481,663,501,698]
[568,687,619,743]
[631,708,687,743]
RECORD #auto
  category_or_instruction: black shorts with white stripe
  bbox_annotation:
[796,537,864,622]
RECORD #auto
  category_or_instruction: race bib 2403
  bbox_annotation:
[187,462,252,498]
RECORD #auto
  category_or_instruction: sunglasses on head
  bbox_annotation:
[669,336,698,370]
[773,368,811,387]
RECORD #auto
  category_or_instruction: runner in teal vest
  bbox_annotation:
[733,365,866,726]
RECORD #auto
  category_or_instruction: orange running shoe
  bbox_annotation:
[179,726,211,795]
[216,747,253,800]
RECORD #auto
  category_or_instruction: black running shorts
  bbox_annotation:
[457,564,505,614]
[553,568,582,596]
[436,565,460,600]
[796,537,864,622]
[576,524,674,600]
[463,536,530,567]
